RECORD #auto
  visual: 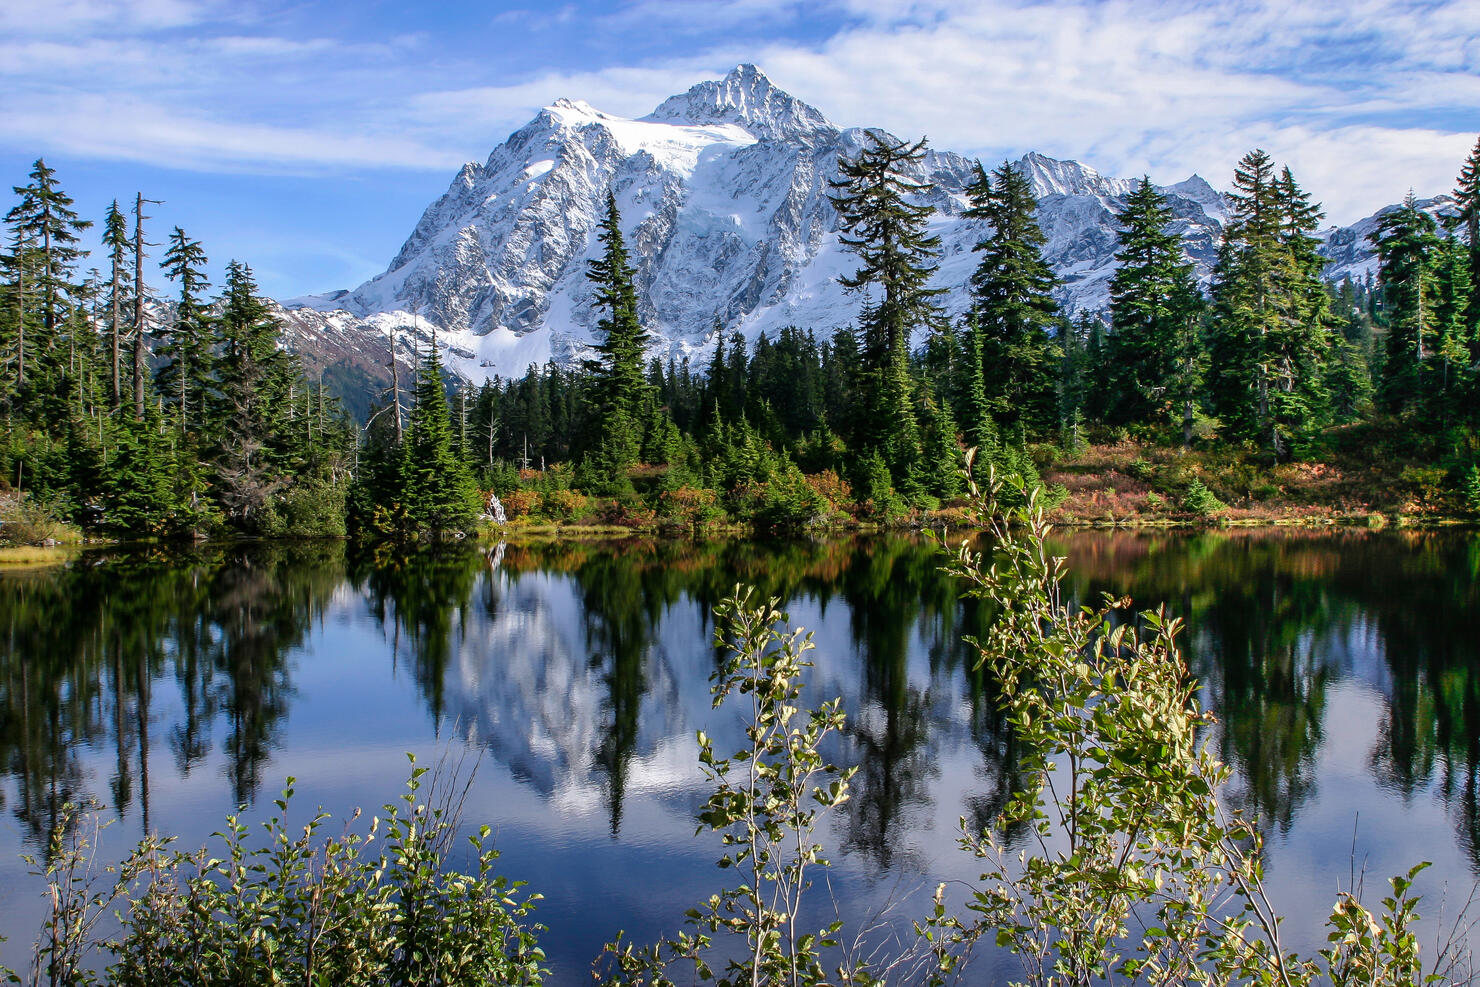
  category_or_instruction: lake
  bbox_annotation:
[1,529,1478,983]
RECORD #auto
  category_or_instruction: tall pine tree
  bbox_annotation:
[829,130,944,484]
[1208,150,1331,459]
[581,190,652,487]
[1106,177,1205,443]
[5,159,91,393]
[156,227,212,433]
[1370,191,1441,416]
[1451,134,1480,336]
[964,160,1061,438]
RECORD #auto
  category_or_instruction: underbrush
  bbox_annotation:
[0,494,84,547]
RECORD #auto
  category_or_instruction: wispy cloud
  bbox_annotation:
[0,0,1473,224]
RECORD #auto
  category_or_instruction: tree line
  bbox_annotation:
[4,133,1479,539]
[0,160,355,539]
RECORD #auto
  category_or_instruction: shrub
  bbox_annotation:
[7,757,544,987]
[1464,465,1480,515]
[539,489,589,522]
[599,588,859,985]
[932,466,1475,986]
[0,494,83,547]
[803,469,853,512]
[1126,457,1157,482]
[501,489,540,520]
[656,486,724,529]
[1182,477,1226,517]
[1399,465,1448,507]
[262,480,347,538]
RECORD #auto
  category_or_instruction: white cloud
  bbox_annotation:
[0,0,1473,224]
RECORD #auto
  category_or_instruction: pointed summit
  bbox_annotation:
[644,64,834,141]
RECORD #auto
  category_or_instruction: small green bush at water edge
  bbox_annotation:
[4,756,544,987]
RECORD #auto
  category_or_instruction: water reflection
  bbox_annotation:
[1,529,1479,978]
[0,543,343,840]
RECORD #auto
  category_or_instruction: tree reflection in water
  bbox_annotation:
[2,529,1478,879]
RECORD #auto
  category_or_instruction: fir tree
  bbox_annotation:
[101,201,131,410]
[1208,150,1331,459]
[1106,178,1205,442]
[156,227,212,432]
[829,130,944,481]
[964,161,1061,437]
[1451,134,1480,334]
[5,159,91,391]
[407,345,481,532]
[212,261,294,526]
[1370,191,1441,416]
[582,190,652,485]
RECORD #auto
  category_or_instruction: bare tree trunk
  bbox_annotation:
[132,193,148,418]
[16,256,26,390]
[111,246,122,409]
[389,325,403,443]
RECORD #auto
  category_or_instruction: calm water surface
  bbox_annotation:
[1,531,1478,982]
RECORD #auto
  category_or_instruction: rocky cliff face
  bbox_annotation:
[279,64,1428,390]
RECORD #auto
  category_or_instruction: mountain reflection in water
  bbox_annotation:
[0,530,1477,983]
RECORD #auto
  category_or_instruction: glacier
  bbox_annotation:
[277,64,1449,391]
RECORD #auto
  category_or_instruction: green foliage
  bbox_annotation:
[8,758,545,987]
[1208,152,1334,461]
[261,477,348,538]
[406,348,482,533]
[830,130,943,482]
[1463,464,1480,514]
[0,494,81,546]
[1107,178,1205,440]
[934,466,1474,987]
[964,161,1062,437]
[1182,476,1227,517]
[599,587,860,986]
[582,191,654,483]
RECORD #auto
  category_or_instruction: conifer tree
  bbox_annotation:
[212,261,294,526]
[1208,150,1331,459]
[156,227,212,432]
[1431,233,1473,425]
[6,159,91,390]
[1106,178,1205,443]
[956,312,994,448]
[1452,134,1480,334]
[964,161,1061,437]
[582,190,652,484]
[829,130,943,482]
[407,345,481,532]
[101,201,131,410]
[1371,192,1441,415]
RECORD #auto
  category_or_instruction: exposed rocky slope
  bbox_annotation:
[276,64,1441,396]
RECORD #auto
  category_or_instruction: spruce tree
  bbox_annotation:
[829,130,944,482]
[1370,192,1441,416]
[101,201,131,410]
[1106,178,1204,441]
[407,345,481,532]
[1208,150,1331,459]
[5,159,91,391]
[212,261,294,526]
[582,190,652,486]
[1452,134,1480,334]
[156,227,212,433]
[964,161,1061,437]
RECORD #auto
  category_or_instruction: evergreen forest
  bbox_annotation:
[3,133,1480,543]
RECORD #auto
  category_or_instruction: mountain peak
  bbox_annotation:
[1014,151,1133,198]
[644,64,833,140]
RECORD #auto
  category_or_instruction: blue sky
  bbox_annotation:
[2,0,1475,300]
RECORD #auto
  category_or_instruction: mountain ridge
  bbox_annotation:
[277,64,1450,392]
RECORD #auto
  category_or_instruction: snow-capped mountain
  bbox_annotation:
[279,64,1430,391]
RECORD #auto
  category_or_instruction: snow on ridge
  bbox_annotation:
[278,68,1426,386]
